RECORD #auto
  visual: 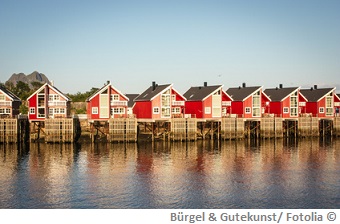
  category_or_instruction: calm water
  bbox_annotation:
[0,139,339,209]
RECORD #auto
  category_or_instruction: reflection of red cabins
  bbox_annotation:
[226,83,270,118]
[86,81,129,121]
[183,82,230,119]
[300,86,337,118]
[27,83,71,121]
[0,85,21,118]
[133,82,186,119]
[264,85,307,118]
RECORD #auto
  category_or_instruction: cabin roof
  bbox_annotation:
[0,85,21,101]
[27,83,71,101]
[125,94,139,107]
[264,87,299,102]
[183,85,222,101]
[300,88,335,102]
[86,82,129,102]
[226,86,262,101]
[134,84,172,101]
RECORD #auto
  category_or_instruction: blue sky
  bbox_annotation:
[1,0,339,94]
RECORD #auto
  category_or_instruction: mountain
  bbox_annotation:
[6,71,50,87]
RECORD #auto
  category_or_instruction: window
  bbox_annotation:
[38,108,45,118]
[252,90,261,117]
[161,91,171,118]
[30,107,35,114]
[48,94,60,101]
[0,108,10,114]
[49,108,54,115]
[0,95,5,101]
[291,108,298,117]
[60,108,65,114]
[92,107,98,114]
[326,93,333,116]
[245,107,251,114]
[112,107,125,114]
[290,92,298,117]
[222,108,227,116]
[172,95,176,102]
[319,107,324,113]
[153,107,159,114]
[172,107,180,114]
[283,107,289,113]
[205,107,211,114]
[110,94,119,101]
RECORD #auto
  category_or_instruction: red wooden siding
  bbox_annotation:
[133,101,152,119]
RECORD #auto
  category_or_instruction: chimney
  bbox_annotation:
[242,82,246,88]
[107,80,110,85]
[152,81,156,91]
[314,85,317,90]
[279,84,283,89]
[204,82,207,87]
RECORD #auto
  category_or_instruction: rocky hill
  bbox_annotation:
[6,71,50,87]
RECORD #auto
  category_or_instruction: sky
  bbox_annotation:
[0,0,339,94]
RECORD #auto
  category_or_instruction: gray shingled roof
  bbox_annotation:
[183,85,222,101]
[134,84,171,101]
[0,85,21,101]
[125,94,139,107]
[300,88,334,102]
[226,86,261,101]
[264,87,299,102]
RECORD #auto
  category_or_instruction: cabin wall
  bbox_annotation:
[185,101,203,118]
[133,101,152,119]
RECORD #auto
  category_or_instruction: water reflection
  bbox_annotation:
[0,139,339,208]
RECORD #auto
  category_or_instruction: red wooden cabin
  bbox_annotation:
[86,81,129,121]
[300,85,336,118]
[0,85,21,118]
[133,82,186,119]
[335,94,340,117]
[264,85,307,118]
[27,83,71,121]
[183,82,230,119]
[226,83,270,119]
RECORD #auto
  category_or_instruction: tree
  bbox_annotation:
[19,104,28,114]
[31,81,44,91]
[14,81,31,100]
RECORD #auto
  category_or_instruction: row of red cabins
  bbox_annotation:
[1,82,340,121]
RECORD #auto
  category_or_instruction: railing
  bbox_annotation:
[110,101,128,106]
[0,101,11,106]
[48,101,67,106]
[222,101,231,106]
[172,101,185,106]
[72,114,88,120]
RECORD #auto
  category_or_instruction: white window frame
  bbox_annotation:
[0,108,10,114]
[92,107,98,114]
[245,107,251,114]
[205,107,211,114]
[153,107,160,114]
[112,107,125,114]
[283,107,289,114]
[30,107,35,114]
[111,94,119,101]
[172,107,181,114]
[0,95,5,101]
[319,107,324,114]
